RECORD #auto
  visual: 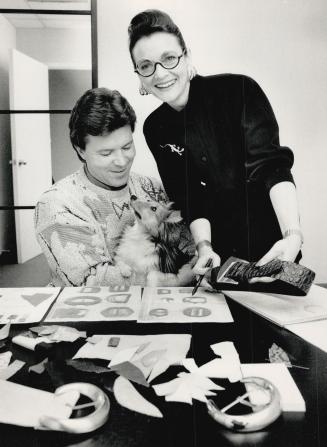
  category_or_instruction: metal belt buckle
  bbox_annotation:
[40,382,110,433]
[207,376,281,432]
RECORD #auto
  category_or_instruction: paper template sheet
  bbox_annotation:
[286,319,327,354]
[0,287,61,324]
[74,333,191,364]
[224,284,327,326]
[241,363,306,412]
[138,287,234,323]
[45,285,141,322]
[0,380,79,428]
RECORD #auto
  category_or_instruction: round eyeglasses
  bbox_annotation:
[134,50,186,77]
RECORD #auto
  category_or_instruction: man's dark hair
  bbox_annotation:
[69,87,136,161]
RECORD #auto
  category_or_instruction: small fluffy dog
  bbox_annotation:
[115,195,196,286]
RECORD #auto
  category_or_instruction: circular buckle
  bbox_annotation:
[207,376,281,432]
[40,382,110,433]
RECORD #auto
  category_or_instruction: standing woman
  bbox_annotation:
[127,9,303,276]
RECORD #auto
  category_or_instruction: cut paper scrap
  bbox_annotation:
[13,326,86,351]
[137,348,166,369]
[139,287,233,323]
[210,341,240,360]
[133,348,167,381]
[108,345,141,368]
[196,359,242,383]
[30,325,86,342]
[182,341,242,383]
[164,382,192,405]
[66,359,112,374]
[268,343,292,367]
[30,326,57,336]
[182,358,241,383]
[182,358,199,373]
[74,334,191,383]
[113,376,163,418]
[0,351,25,381]
[109,348,167,387]
[267,343,309,370]
[208,341,242,382]
[147,357,171,383]
[0,287,61,324]
[0,380,79,428]
[153,372,224,404]
[12,333,53,351]
[0,351,12,369]
[29,358,48,375]
[45,286,142,322]
[110,362,149,387]
[0,360,25,380]
[241,363,306,412]
[87,335,104,345]
[0,323,10,340]
[48,326,87,342]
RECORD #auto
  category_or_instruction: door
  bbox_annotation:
[9,49,52,263]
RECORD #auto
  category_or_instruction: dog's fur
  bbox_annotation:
[114,197,196,286]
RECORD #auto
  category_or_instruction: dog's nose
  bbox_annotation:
[130,195,137,201]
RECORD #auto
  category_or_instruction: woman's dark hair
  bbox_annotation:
[69,87,136,161]
[128,9,187,64]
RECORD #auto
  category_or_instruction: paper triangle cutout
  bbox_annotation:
[21,293,52,307]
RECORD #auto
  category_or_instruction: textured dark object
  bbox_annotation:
[211,257,315,296]
[226,259,283,282]
[66,359,113,374]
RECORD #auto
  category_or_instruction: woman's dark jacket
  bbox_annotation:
[143,74,295,262]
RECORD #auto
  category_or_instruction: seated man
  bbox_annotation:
[35,88,193,286]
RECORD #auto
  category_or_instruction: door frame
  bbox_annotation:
[0,0,98,264]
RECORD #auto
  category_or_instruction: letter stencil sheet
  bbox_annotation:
[45,285,141,322]
[138,287,233,323]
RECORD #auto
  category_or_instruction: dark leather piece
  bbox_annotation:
[272,262,316,295]
[225,259,283,282]
[211,257,316,296]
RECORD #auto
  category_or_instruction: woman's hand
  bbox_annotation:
[192,246,221,290]
[193,250,221,275]
[250,234,302,284]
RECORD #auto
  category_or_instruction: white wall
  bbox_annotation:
[97,0,327,282]
[16,27,91,69]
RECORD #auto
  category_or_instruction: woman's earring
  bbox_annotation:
[188,65,197,81]
[139,84,149,96]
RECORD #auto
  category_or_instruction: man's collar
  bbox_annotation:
[84,164,127,191]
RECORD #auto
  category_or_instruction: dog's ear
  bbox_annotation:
[165,201,174,209]
[165,209,183,224]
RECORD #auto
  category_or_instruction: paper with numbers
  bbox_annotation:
[138,287,233,323]
[0,288,61,324]
[45,285,141,322]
